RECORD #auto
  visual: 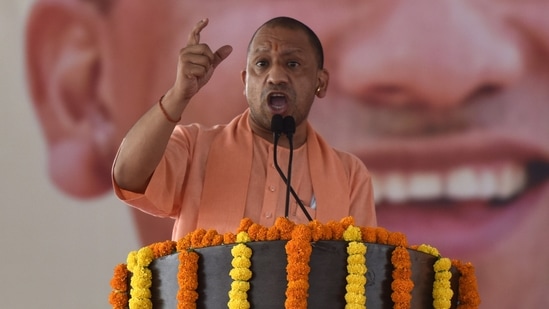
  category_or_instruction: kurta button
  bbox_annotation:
[269,185,276,192]
[265,212,273,218]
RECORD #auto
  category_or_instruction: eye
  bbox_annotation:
[288,61,300,68]
[256,60,268,67]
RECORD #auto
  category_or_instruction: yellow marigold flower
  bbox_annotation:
[343,225,362,242]
[231,256,252,268]
[434,257,452,271]
[137,247,154,266]
[417,244,440,257]
[236,231,251,243]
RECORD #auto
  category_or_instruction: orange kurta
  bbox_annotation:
[113,109,376,240]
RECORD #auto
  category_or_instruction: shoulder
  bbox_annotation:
[171,123,227,144]
[331,147,373,184]
[333,148,367,170]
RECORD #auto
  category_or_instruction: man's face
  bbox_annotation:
[242,25,323,135]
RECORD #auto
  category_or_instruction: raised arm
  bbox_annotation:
[112,19,233,193]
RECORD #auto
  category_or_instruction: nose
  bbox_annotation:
[335,1,524,108]
[267,62,289,86]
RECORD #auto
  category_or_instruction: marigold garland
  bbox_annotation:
[391,246,414,309]
[126,247,154,309]
[227,232,253,309]
[343,225,367,309]
[177,250,199,309]
[417,244,456,309]
[416,244,440,257]
[285,224,312,309]
[149,240,176,258]
[452,260,481,309]
[109,264,129,309]
[433,258,454,309]
[109,217,480,309]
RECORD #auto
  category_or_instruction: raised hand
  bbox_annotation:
[171,19,233,103]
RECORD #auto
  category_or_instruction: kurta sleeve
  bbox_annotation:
[339,151,377,227]
[112,125,196,218]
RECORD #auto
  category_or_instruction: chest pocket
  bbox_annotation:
[290,195,316,224]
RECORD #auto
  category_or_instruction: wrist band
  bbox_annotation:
[158,95,181,123]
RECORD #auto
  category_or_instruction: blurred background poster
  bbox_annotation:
[2,1,548,308]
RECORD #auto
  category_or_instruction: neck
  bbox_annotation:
[249,118,307,148]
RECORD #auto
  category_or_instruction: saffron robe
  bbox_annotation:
[113,109,376,240]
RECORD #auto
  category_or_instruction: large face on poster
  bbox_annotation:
[25,0,549,308]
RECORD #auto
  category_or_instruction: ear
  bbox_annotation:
[26,1,113,198]
[240,69,247,95]
[315,68,330,98]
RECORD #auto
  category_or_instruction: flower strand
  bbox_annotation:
[452,260,481,309]
[344,225,367,309]
[391,246,414,309]
[228,232,253,309]
[110,218,480,309]
[126,247,154,309]
[285,224,312,309]
[433,258,453,309]
[177,250,199,309]
[109,264,129,309]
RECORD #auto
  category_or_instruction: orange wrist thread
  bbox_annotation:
[158,95,181,123]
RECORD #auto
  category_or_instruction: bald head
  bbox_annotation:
[248,16,324,69]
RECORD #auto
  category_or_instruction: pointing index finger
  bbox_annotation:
[187,18,209,46]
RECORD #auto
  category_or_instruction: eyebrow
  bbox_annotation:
[252,46,305,56]
[81,0,115,14]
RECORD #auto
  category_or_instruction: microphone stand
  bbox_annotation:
[271,115,312,221]
[283,116,295,218]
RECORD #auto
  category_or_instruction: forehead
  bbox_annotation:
[249,26,312,55]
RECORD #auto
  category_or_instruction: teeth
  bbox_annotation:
[409,172,443,200]
[372,162,527,204]
[497,163,527,199]
[384,172,407,203]
[477,169,498,199]
[447,167,479,200]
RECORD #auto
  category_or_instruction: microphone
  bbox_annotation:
[271,114,284,141]
[282,115,296,137]
[270,115,312,221]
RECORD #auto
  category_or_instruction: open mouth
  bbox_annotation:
[268,92,289,113]
[356,133,549,257]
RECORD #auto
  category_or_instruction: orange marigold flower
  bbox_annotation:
[247,223,261,241]
[108,291,129,308]
[275,217,295,240]
[223,232,236,245]
[201,230,219,247]
[387,232,408,247]
[150,240,176,258]
[326,221,345,240]
[190,229,207,248]
[340,216,355,229]
[237,218,254,233]
[110,264,128,291]
[360,227,377,243]
[266,226,281,240]
[376,227,389,244]
[211,234,224,246]
[256,226,268,241]
[307,220,324,241]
